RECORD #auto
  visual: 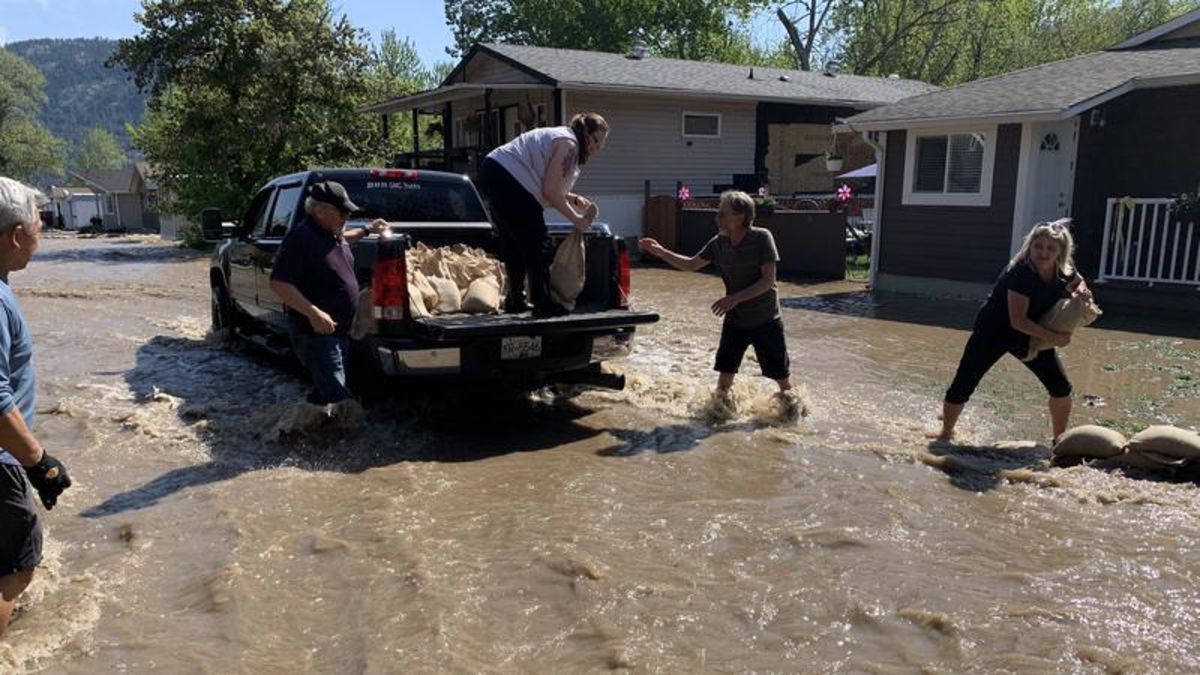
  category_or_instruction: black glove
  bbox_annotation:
[24,451,71,510]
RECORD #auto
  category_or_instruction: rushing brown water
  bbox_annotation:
[3,234,1198,673]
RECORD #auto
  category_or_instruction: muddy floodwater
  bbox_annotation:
[4,234,1199,673]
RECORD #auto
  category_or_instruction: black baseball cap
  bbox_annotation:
[308,180,360,214]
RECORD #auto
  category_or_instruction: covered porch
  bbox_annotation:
[363,82,560,175]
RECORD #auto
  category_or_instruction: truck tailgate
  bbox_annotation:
[410,310,659,340]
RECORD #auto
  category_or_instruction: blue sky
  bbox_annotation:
[0,0,457,67]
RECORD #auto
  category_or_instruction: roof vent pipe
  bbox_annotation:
[748,67,755,79]
[628,41,648,60]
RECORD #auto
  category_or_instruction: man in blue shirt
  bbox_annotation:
[0,177,71,638]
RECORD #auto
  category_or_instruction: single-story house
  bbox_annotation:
[48,186,103,230]
[69,163,164,231]
[842,9,1200,312]
[365,43,935,238]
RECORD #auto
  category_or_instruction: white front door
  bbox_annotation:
[1022,119,1079,240]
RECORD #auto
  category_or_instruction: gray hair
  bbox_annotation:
[0,177,46,233]
[304,197,339,217]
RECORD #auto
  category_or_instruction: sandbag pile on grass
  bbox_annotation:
[1104,425,1200,472]
[1052,423,1200,475]
[1050,425,1127,465]
[404,243,507,317]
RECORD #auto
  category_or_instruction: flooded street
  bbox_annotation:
[4,234,1199,673]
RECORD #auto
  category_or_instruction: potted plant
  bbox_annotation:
[824,152,843,172]
[1173,190,1200,225]
[753,194,777,216]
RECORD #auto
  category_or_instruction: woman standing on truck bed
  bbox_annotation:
[475,112,609,318]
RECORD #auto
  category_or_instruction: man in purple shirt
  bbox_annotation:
[269,181,386,404]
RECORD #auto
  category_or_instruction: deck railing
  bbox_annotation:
[1098,197,1200,286]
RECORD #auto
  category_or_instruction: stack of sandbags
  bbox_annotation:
[1052,423,1200,475]
[404,243,507,317]
[1050,425,1128,466]
[1023,295,1102,361]
[1105,425,1200,472]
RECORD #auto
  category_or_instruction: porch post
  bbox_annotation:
[554,87,564,125]
[484,88,494,149]
[412,108,420,155]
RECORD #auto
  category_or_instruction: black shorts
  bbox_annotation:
[0,463,42,576]
[714,317,791,380]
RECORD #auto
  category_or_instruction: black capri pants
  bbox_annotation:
[475,158,553,309]
[945,330,1072,405]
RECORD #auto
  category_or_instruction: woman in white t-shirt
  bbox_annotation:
[475,112,609,317]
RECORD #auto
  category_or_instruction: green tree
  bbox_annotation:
[362,30,446,167]
[0,49,66,180]
[444,0,761,61]
[74,126,128,171]
[110,0,375,219]
[828,0,1195,86]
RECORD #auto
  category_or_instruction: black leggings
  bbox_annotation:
[475,158,553,309]
[945,330,1072,405]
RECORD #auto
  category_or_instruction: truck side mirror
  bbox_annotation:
[201,207,235,241]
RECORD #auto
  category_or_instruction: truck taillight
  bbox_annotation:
[372,239,408,321]
[370,168,420,180]
[618,249,631,309]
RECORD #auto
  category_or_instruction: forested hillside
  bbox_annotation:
[4,38,145,151]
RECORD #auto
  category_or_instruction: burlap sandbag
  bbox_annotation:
[549,230,586,310]
[1126,425,1200,459]
[407,281,432,318]
[462,276,502,314]
[428,276,462,314]
[1050,424,1127,463]
[350,289,377,339]
[410,269,438,310]
[1023,296,1102,361]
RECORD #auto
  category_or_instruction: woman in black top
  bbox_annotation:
[937,220,1091,442]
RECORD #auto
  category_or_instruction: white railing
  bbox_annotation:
[1098,197,1200,286]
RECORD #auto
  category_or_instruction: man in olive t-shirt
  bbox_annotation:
[639,190,796,411]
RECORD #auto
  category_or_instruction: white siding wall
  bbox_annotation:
[566,91,757,197]
[448,89,758,238]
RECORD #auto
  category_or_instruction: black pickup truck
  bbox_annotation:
[203,168,658,390]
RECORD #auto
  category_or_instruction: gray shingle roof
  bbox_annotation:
[482,43,937,108]
[847,40,1200,126]
[72,168,136,193]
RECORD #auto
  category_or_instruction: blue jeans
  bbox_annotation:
[290,330,353,404]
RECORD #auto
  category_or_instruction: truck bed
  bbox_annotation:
[410,309,659,339]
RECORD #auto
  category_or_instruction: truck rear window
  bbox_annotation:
[339,178,489,223]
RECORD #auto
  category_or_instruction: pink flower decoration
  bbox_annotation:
[837,184,853,202]
[677,185,691,201]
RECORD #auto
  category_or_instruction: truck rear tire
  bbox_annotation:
[211,284,237,340]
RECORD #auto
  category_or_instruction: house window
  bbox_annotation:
[534,104,547,127]
[902,127,996,207]
[105,194,115,214]
[682,112,721,138]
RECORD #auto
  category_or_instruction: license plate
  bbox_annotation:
[501,336,542,360]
